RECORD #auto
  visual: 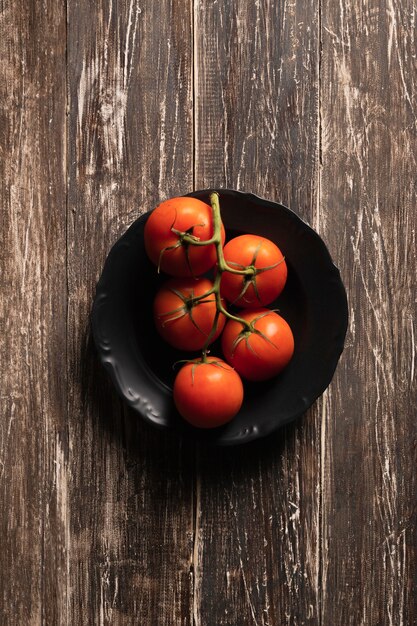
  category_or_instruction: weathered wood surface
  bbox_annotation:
[320,1,417,624]
[193,1,322,624]
[1,0,416,625]
[66,1,194,624]
[0,1,67,624]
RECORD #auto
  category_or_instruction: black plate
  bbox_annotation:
[92,189,348,445]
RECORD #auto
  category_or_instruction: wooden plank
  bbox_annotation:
[320,0,417,624]
[193,1,321,624]
[0,1,67,624]
[2,0,415,623]
[66,1,194,624]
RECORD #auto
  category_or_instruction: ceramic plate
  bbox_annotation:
[92,189,348,445]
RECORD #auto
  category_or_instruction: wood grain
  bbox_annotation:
[0,1,67,624]
[320,0,417,624]
[66,0,194,624]
[193,1,322,624]
[1,0,417,623]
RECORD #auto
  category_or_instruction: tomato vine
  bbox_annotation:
[160,191,282,364]
[147,192,294,426]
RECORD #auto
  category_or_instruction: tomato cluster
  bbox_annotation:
[144,194,294,429]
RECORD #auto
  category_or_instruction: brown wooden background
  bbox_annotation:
[1,0,416,624]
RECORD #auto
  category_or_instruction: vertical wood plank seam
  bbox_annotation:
[191,5,201,626]
[64,1,70,623]
[192,0,197,192]
[318,0,323,170]
[317,1,324,625]
[41,487,45,624]
[192,445,201,626]
[65,0,69,368]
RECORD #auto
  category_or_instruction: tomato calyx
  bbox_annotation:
[225,243,286,305]
[157,286,216,336]
[171,224,205,245]
[175,354,232,385]
[157,220,212,275]
[230,310,281,357]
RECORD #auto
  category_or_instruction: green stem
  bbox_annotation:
[209,192,251,326]
[209,192,254,276]
[201,350,209,363]
[181,235,216,246]
[198,194,252,357]
[171,192,254,364]
[213,271,248,326]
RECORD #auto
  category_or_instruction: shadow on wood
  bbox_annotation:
[81,316,302,482]
[76,320,195,620]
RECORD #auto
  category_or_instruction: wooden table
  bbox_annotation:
[1,1,416,624]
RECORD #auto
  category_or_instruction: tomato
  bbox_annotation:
[144,196,225,277]
[153,277,225,351]
[221,308,294,381]
[220,234,287,307]
[173,357,244,427]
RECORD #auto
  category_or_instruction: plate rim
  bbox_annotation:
[91,189,349,445]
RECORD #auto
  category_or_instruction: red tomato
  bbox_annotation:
[144,196,225,277]
[220,234,287,307]
[173,357,244,428]
[153,277,225,351]
[221,308,294,381]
